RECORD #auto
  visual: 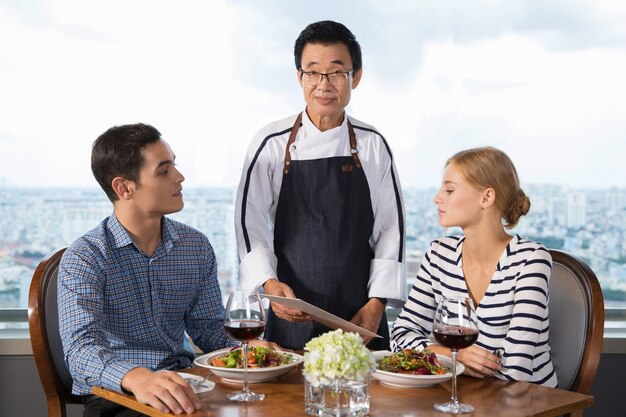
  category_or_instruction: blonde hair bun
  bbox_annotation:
[505,189,531,228]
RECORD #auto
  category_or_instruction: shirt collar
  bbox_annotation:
[454,236,465,266]
[161,217,179,252]
[107,214,134,249]
[106,214,179,254]
[301,108,349,139]
[456,234,519,272]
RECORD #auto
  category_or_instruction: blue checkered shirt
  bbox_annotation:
[58,214,235,395]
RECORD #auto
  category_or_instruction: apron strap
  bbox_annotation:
[347,120,361,169]
[283,113,361,174]
[283,113,302,175]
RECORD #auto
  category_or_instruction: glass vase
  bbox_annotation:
[304,376,370,416]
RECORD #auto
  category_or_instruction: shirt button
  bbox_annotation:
[291,145,297,151]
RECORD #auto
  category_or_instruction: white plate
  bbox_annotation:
[194,348,303,383]
[177,372,216,394]
[371,350,464,388]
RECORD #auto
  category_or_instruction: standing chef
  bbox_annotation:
[235,20,406,350]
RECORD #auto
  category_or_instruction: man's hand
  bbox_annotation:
[349,298,385,344]
[121,368,200,414]
[263,278,311,323]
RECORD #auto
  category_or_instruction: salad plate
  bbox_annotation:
[372,350,464,388]
[194,347,303,383]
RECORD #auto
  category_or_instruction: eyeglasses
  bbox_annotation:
[299,69,353,86]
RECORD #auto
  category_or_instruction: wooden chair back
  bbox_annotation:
[548,249,604,417]
[28,247,83,417]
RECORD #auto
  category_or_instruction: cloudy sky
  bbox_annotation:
[1,0,625,189]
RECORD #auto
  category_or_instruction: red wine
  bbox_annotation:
[224,320,266,341]
[433,326,478,350]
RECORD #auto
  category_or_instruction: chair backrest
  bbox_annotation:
[548,249,604,395]
[28,247,83,417]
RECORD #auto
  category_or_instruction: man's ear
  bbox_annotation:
[296,69,304,88]
[111,177,133,201]
[481,188,496,209]
[351,68,363,89]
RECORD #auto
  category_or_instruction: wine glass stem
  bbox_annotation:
[242,342,250,394]
[451,349,459,406]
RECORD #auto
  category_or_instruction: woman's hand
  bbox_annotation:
[426,344,501,378]
[457,345,501,378]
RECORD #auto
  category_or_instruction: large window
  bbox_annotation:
[1,1,625,330]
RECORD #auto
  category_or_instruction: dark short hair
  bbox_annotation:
[91,123,161,202]
[294,20,362,71]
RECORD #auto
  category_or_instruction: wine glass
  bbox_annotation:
[223,290,267,401]
[432,296,479,414]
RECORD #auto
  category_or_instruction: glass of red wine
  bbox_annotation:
[223,290,267,401]
[433,296,479,414]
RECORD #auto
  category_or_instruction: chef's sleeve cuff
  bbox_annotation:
[239,248,278,291]
[368,259,406,308]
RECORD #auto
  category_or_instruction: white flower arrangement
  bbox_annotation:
[303,329,376,387]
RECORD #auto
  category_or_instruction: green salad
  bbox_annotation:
[378,348,448,375]
[210,346,295,369]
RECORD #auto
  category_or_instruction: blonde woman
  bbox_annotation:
[391,147,557,387]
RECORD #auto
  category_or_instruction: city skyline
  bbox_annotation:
[2,185,625,313]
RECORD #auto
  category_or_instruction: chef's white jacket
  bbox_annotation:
[235,111,407,307]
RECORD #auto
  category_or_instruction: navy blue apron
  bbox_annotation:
[265,113,390,350]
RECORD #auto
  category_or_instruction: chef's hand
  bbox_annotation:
[121,367,200,415]
[349,298,385,345]
[263,278,311,323]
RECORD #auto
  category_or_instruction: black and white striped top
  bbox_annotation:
[391,234,557,387]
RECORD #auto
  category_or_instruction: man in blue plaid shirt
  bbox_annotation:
[58,124,275,417]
